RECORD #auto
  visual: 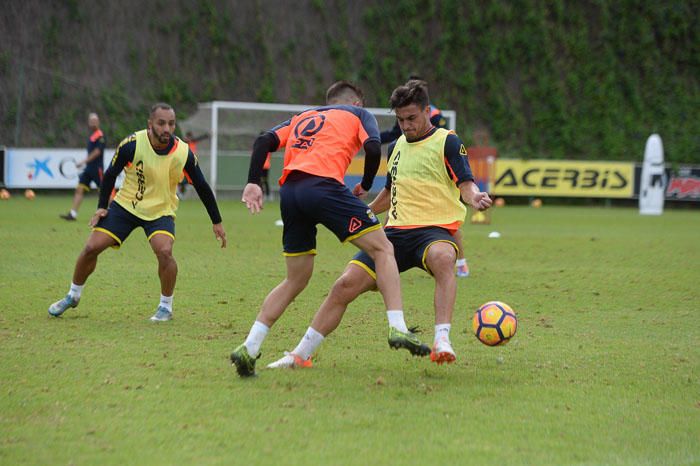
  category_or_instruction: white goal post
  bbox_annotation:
[180,101,457,196]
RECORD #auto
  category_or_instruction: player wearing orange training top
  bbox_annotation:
[231,81,430,378]
[267,79,491,370]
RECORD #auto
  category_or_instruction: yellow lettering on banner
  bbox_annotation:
[493,160,634,198]
[347,157,388,176]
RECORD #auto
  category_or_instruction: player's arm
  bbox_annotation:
[97,139,134,210]
[368,187,390,214]
[352,138,381,198]
[352,109,382,198]
[89,138,134,226]
[183,150,227,247]
[458,181,491,211]
[246,131,280,185]
[444,134,492,211]
[369,140,397,214]
[84,146,102,164]
[243,130,282,213]
[79,137,106,167]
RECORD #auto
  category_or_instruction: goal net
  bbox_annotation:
[180,101,456,196]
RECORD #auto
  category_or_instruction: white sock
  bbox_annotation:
[292,327,325,360]
[70,209,78,218]
[456,258,467,267]
[435,323,451,344]
[244,321,269,356]
[159,294,173,312]
[387,310,408,332]
[68,283,84,300]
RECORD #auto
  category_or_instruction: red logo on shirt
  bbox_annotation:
[348,217,362,233]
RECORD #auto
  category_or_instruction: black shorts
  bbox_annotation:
[78,164,103,191]
[93,201,175,247]
[351,226,457,277]
[279,172,381,255]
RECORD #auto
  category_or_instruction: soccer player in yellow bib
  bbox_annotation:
[49,103,227,321]
[380,75,470,278]
[268,80,491,369]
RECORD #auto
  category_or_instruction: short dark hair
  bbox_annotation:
[389,79,430,110]
[150,102,173,117]
[326,81,364,105]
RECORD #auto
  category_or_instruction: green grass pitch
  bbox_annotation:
[1,194,698,465]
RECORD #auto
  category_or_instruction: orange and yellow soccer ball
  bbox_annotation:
[0,189,10,200]
[472,301,517,346]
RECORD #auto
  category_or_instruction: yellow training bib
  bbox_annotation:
[387,128,466,228]
[114,130,189,220]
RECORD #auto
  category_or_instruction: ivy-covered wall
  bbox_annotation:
[1,0,697,162]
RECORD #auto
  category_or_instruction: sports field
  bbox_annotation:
[1,195,698,465]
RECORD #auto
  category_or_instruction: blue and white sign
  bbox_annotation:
[4,148,115,188]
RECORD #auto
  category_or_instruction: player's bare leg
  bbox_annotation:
[257,254,314,327]
[149,234,177,321]
[350,229,402,311]
[267,264,374,370]
[232,254,314,376]
[73,230,118,284]
[60,186,87,221]
[353,229,430,356]
[150,234,177,296]
[311,264,375,336]
[49,230,115,316]
[71,186,86,214]
[425,242,458,364]
[454,229,469,277]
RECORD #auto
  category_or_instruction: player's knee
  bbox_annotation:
[80,245,97,259]
[153,246,174,263]
[330,273,361,304]
[428,246,457,274]
[81,241,105,259]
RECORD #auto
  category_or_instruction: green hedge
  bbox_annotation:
[361,1,699,163]
[4,0,698,163]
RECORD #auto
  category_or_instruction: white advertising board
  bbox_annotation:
[4,148,115,188]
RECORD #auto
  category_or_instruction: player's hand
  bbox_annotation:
[469,192,493,211]
[213,223,227,248]
[89,208,108,227]
[76,160,86,169]
[242,183,264,214]
[352,183,368,199]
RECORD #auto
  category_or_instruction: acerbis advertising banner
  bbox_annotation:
[4,148,114,188]
[493,159,635,198]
